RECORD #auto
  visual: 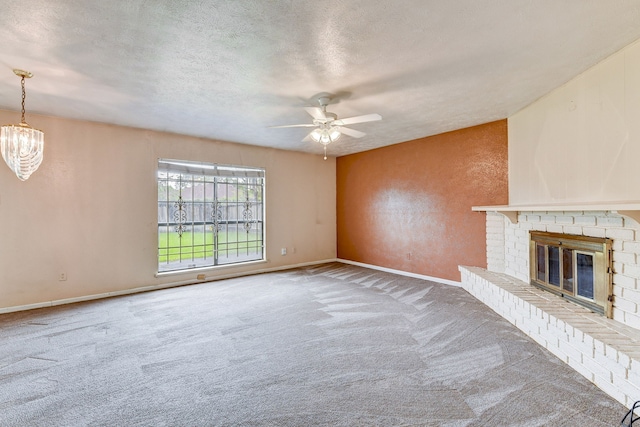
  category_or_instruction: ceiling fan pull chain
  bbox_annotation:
[324,145,327,160]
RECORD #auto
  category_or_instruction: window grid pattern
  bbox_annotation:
[158,162,264,273]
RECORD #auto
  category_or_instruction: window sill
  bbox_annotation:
[155,258,268,278]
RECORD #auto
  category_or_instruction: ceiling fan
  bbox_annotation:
[270,96,382,159]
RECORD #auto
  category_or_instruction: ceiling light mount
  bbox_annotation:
[13,69,33,79]
[1,69,45,181]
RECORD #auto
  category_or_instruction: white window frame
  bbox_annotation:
[157,159,265,273]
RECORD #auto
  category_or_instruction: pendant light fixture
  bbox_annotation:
[1,69,44,181]
[309,123,341,160]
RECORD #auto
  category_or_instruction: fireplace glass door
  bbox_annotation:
[530,232,612,317]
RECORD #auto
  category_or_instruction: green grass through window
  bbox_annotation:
[158,231,262,263]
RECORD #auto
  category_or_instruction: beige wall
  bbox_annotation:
[0,110,336,310]
[509,38,640,205]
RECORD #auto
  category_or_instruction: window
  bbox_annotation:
[157,159,264,273]
[530,231,612,317]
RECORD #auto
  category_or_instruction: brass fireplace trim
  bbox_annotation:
[529,231,613,318]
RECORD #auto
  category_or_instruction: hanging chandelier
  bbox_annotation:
[1,69,44,181]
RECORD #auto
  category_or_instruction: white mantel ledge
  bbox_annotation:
[472,202,640,224]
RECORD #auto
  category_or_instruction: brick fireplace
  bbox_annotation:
[460,208,640,408]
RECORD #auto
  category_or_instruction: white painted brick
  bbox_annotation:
[624,311,640,329]
[562,211,584,216]
[515,242,528,253]
[526,215,541,223]
[531,223,547,232]
[575,216,597,226]
[614,297,638,314]
[614,251,637,264]
[624,288,640,305]
[546,325,570,342]
[624,241,640,254]
[547,224,564,233]
[566,336,594,359]
[624,264,640,280]
[594,374,627,405]
[606,228,635,241]
[612,374,640,405]
[547,344,568,363]
[619,351,632,370]
[528,332,548,349]
[514,228,528,238]
[614,286,624,297]
[504,267,517,277]
[558,340,584,362]
[583,356,613,381]
[562,225,583,235]
[487,246,504,255]
[582,227,607,238]
[613,240,624,251]
[614,273,636,289]
[628,367,640,389]
[597,216,625,227]
[541,215,556,223]
[519,222,534,231]
[515,271,529,283]
[613,308,626,323]
[595,351,627,379]
[555,216,574,224]
[567,356,593,381]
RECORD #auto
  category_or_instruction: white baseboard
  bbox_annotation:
[0,259,458,315]
[337,259,462,287]
[0,259,339,315]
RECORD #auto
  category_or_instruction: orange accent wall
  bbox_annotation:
[336,120,508,282]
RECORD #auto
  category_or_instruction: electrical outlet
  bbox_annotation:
[59,272,67,281]
[281,248,287,255]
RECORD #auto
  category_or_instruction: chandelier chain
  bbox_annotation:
[20,75,26,124]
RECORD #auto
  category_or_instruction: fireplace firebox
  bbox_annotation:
[529,231,613,317]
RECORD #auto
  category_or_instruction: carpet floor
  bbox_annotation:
[0,262,629,426]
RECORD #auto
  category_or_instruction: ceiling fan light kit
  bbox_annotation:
[1,69,45,181]
[270,95,381,160]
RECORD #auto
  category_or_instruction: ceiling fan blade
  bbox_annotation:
[338,127,366,138]
[334,113,382,126]
[304,107,327,120]
[269,123,316,128]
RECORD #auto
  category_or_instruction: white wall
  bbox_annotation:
[0,110,336,310]
[509,38,640,205]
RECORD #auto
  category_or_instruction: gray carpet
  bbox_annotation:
[0,262,628,426]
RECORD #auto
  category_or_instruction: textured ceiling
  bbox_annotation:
[1,0,640,158]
